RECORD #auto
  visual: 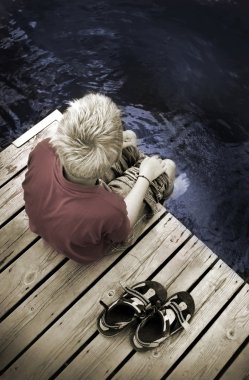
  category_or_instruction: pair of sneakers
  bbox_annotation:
[97,281,195,351]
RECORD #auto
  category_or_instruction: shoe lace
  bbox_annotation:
[136,300,163,319]
[121,284,164,319]
[99,285,164,320]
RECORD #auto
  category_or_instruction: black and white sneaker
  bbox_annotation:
[97,281,167,336]
[132,291,195,351]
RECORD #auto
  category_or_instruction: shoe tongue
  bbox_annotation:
[119,296,146,314]
[159,307,176,332]
[164,308,176,324]
[142,288,156,301]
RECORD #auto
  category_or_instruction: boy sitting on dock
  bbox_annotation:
[22,93,176,263]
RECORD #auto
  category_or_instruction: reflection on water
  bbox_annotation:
[171,173,190,200]
[0,0,249,279]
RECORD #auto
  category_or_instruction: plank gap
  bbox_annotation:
[0,209,167,374]
[214,337,249,380]
[0,165,27,190]
[106,349,136,380]
[161,282,246,380]
[187,257,219,293]
[55,211,169,306]
[0,258,68,323]
[0,235,40,274]
[130,210,168,248]
[147,233,193,281]
[53,234,217,380]
[0,206,25,230]
[0,216,162,373]
[49,331,99,380]
[49,219,189,379]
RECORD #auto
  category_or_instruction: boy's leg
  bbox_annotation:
[108,158,175,212]
[107,158,175,249]
[123,130,137,149]
[102,145,145,183]
[156,159,176,200]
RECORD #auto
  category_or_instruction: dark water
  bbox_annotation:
[0,0,249,280]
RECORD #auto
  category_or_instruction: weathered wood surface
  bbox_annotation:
[167,284,249,380]
[0,210,37,270]
[220,342,249,380]
[0,207,165,371]
[2,214,191,379]
[57,237,217,380]
[111,261,244,380]
[1,111,248,380]
[0,111,62,187]
[0,239,63,320]
[0,170,26,226]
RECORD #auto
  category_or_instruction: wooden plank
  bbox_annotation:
[60,333,129,380]
[12,110,62,147]
[0,114,61,187]
[57,237,218,380]
[0,239,63,320]
[1,213,191,378]
[220,342,249,380]
[0,210,37,270]
[167,285,249,380]
[111,261,244,380]
[0,208,165,371]
[0,171,26,226]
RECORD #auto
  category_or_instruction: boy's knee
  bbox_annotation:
[123,130,137,148]
[165,159,176,171]
[164,159,176,180]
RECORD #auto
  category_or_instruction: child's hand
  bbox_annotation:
[123,130,137,148]
[139,156,169,182]
[99,179,112,192]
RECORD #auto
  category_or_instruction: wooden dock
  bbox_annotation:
[0,111,248,380]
